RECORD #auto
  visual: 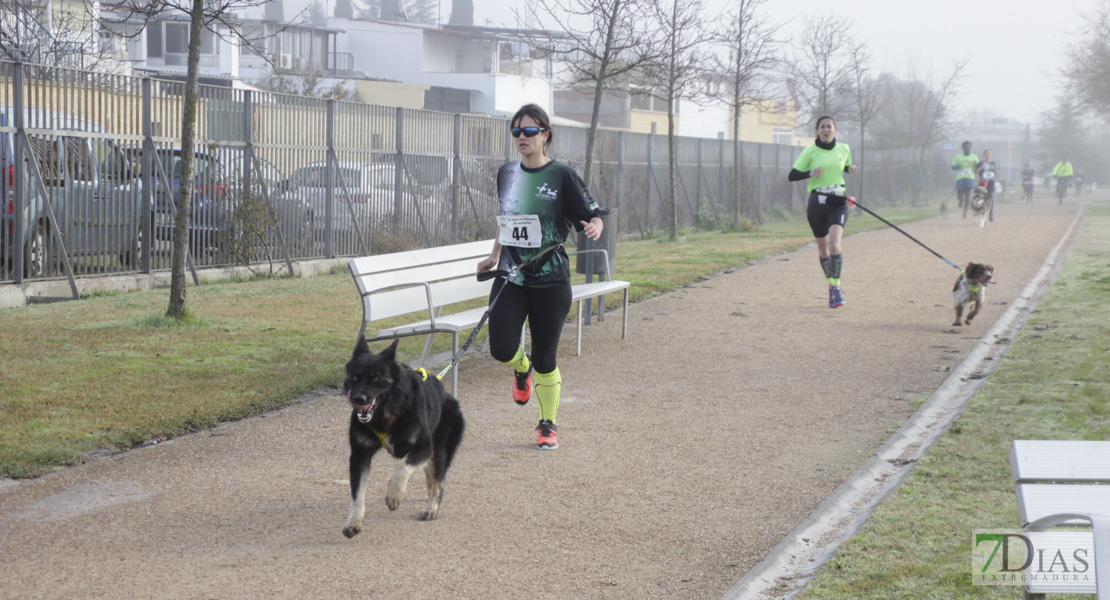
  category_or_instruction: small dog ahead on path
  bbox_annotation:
[952,262,994,327]
[341,337,465,538]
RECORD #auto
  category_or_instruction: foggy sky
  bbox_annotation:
[272,0,1102,128]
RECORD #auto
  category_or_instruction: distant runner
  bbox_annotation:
[951,141,978,219]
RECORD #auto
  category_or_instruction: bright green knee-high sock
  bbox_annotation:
[504,346,531,373]
[535,368,562,423]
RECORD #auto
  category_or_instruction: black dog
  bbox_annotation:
[342,337,465,538]
[952,262,994,326]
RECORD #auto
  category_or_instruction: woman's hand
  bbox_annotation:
[848,165,858,175]
[810,167,824,178]
[581,218,604,241]
[477,255,498,274]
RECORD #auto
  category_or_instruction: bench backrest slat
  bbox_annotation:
[365,277,492,322]
[1016,483,1110,525]
[349,240,492,277]
[349,240,495,323]
[1010,440,1110,484]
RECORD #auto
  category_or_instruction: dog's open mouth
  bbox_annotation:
[348,391,376,423]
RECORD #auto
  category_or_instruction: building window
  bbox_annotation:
[630,92,653,111]
[772,128,793,145]
[162,22,218,67]
[147,24,163,58]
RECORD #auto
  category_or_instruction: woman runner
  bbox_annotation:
[787,115,859,308]
[476,104,604,450]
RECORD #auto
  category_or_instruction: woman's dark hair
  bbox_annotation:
[814,115,836,131]
[511,103,553,149]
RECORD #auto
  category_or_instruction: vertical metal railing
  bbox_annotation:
[0,58,958,285]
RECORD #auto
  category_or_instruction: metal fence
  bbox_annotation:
[0,59,956,288]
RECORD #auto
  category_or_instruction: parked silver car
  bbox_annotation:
[283,161,405,236]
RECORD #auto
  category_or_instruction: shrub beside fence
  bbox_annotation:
[0,58,955,287]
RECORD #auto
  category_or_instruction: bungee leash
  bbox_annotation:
[827,194,963,271]
[436,243,564,380]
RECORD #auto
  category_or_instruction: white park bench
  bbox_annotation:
[349,239,630,393]
[1010,439,1110,599]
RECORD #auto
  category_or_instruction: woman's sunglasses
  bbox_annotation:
[511,126,548,138]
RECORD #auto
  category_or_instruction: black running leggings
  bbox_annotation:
[487,279,572,374]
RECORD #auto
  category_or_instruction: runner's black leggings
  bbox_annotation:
[487,278,571,374]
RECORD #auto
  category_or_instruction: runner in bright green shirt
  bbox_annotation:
[951,141,979,218]
[1052,158,1074,199]
[788,115,859,309]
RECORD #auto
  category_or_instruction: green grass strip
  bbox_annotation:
[801,199,1110,599]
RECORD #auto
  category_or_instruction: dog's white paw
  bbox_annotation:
[386,492,403,511]
[418,510,438,521]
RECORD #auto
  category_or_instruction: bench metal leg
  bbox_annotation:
[451,332,459,395]
[575,299,583,356]
[418,332,434,368]
[621,288,628,339]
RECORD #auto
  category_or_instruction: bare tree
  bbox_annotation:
[1,0,124,71]
[880,56,965,204]
[845,41,886,206]
[647,0,714,239]
[788,12,854,125]
[517,0,658,186]
[714,0,782,224]
[1063,0,1110,116]
[102,0,270,319]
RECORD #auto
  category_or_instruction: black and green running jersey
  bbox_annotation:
[496,160,601,287]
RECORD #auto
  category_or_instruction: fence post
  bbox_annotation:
[12,62,24,284]
[241,90,252,203]
[452,113,461,243]
[394,107,404,226]
[718,133,725,226]
[695,138,702,224]
[325,99,335,258]
[141,78,153,273]
[777,141,785,212]
[756,143,764,217]
[646,124,654,226]
[615,131,624,238]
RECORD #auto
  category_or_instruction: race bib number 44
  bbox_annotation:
[497,215,541,248]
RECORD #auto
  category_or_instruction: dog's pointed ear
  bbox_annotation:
[353,335,371,358]
[380,338,400,362]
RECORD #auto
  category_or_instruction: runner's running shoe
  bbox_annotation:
[513,362,534,405]
[536,419,558,450]
[830,286,845,308]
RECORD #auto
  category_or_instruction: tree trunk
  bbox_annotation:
[666,0,678,239]
[166,0,204,319]
[582,0,621,188]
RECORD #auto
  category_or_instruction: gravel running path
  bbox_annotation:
[0,199,1086,600]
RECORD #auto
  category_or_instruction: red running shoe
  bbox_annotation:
[513,362,534,405]
[536,419,558,450]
